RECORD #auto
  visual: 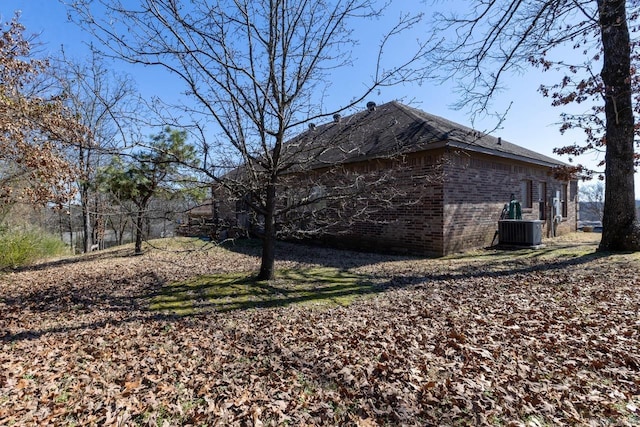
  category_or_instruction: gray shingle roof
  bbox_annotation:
[284,100,564,168]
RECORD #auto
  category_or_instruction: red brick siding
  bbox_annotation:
[442,151,577,254]
[213,149,578,256]
[314,151,446,256]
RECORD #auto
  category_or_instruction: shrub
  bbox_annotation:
[0,227,69,270]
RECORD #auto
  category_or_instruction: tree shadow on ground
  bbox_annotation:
[8,247,136,273]
[0,268,170,343]
[221,235,609,278]
[220,237,419,268]
[148,267,383,315]
[1,236,616,343]
[148,242,615,317]
[409,249,610,283]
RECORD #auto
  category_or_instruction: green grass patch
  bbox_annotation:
[150,267,375,315]
[443,233,601,264]
[447,244,597,265]
[0,226,69,270]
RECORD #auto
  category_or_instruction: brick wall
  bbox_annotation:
[315,149,577,256]
[443,150,577,254]
[213,149,578,256]
[308,151,447,256]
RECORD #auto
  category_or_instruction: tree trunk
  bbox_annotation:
[78,141,92,253]
[81,184,91,253]
[257,183,277,280]
[118,216,127,245]
[134,208,144,254]
[597,0,639,251]
[58,208,64,241]
[68,205,74,254]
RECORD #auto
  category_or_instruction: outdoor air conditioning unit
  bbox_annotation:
[498,220,543,246]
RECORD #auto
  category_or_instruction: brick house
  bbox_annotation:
[213,100,578,256]
[176,202,215,237]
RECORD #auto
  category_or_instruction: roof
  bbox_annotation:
[283,100,565,169]
[185,203,213,217]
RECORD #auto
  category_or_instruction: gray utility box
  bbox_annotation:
[498,220,543,246]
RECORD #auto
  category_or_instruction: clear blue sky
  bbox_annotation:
[3,1,630,193]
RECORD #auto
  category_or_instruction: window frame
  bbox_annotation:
[521,179,533,209]
[538,181,547,220]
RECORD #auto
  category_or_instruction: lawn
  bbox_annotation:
[1,233,639,426]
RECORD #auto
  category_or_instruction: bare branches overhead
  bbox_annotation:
[432,1,601,113]
[69,0,431,164]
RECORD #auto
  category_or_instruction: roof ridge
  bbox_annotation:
[284,100,565,168]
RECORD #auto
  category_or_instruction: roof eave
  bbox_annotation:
[446,140,565,169]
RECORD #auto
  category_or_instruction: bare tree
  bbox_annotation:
[430,0,639,251]
[580,181,605,222]
[51,50,140,252]
[68,0,431,279]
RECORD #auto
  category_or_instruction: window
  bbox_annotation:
[561,183,568,218]
[538,182,547,220]
[521,180,533,209]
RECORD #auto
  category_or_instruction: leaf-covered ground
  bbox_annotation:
[1,234,639,426]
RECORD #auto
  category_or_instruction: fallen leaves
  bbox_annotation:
[0,235,639,425]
